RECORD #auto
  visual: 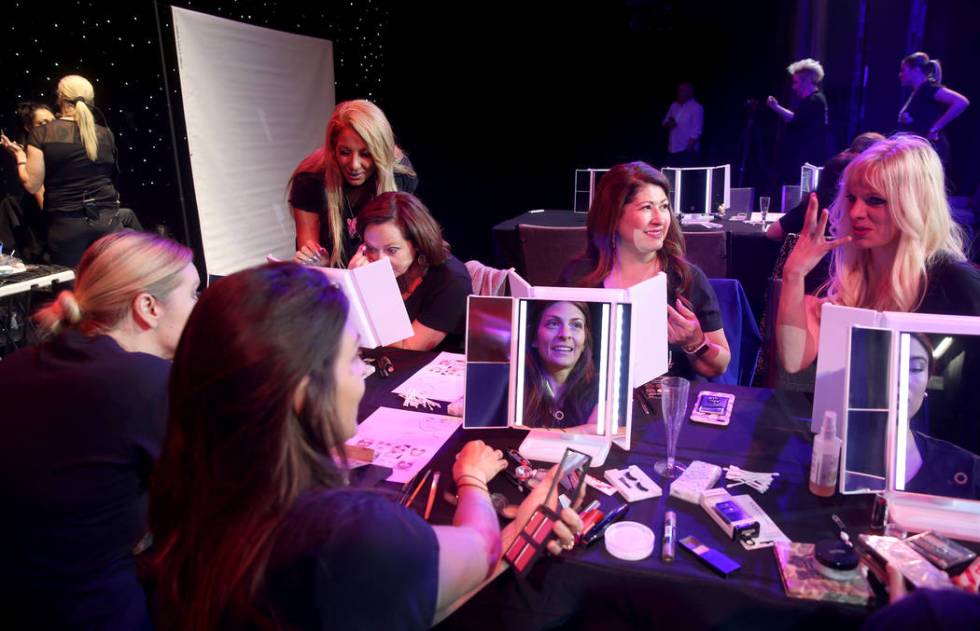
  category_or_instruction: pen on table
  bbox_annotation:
[423,472,440,520]
[404,470,431,508]
[583,503,630,546]
[662,511,676,562]
[634,388,651,415]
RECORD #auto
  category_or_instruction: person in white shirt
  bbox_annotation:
[662,82,704,166]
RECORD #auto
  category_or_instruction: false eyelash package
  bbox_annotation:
[604,465,662,502]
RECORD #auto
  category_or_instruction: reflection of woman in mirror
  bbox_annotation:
[903,334,979,500]
[777,135,980,375]
[559,162,730,380]
[523,301,598,429]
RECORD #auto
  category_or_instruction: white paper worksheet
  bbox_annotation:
[391,352,466,404]
[346,407,462,483]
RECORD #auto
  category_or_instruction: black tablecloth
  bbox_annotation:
[491,210,781,323]
[359,349,875,630]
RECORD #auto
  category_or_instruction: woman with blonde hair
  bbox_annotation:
[289,99,417,267]
[1,75,131,267]
[776,134,980,374]
[0,231,198,629]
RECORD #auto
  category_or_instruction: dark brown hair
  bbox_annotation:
[574,161,692,299]
[357,191,450,267]
[148,263,351,629]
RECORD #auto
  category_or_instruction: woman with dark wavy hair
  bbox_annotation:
[559,161,730,379]
[147,263,582,629]
[523,300,598,429]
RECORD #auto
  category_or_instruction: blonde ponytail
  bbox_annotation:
[34,290,83,338]
[33,231,194,338]
[74,100,99,161]
[57,75,99,161]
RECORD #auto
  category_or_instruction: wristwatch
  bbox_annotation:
[684,337,711,358]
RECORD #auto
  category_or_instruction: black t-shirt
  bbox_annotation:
[918,257,980,317]
[27,118,118,213]
[0,330,169,630]
[558,257,724,380]
[289,155,419,265]
[864,588,980,631]
[784,91,829,175]
[406,254,472,351]
[260,489,439,630]
[899,80,945,139]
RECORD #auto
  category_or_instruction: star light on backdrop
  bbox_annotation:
[1,0,389,233]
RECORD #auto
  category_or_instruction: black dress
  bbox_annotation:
[289,155,419,266]
[27,118,125,267]
[0,331,169,630]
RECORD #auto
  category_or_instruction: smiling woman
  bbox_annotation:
[288,100,418,267]
[558,161,730,380]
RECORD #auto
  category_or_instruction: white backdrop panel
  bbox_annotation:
[172,7,334,276]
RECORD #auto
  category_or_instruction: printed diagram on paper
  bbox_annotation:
[391,352,466,403]
[346,406,462,483]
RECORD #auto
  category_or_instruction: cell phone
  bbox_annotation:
[713,500,749,526]
[691,391,734,426]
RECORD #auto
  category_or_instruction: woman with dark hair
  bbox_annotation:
[898,52,970,164]
[559,162,730,379]
[14,101,55,146]
[290,100,417,267]
[147,264,583,629]
[351,191,472,351]
[0,232,197,630]
[523,301,599,429]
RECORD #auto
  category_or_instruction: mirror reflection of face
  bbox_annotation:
[362,221,417,277]
[846,182,897,249]
[334,126,375,187]
[907,336,930,418]
[534,302,587,376]
[617,183,671,255]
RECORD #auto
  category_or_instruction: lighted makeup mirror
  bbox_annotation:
[463,272,668,467]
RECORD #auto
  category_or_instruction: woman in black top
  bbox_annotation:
[898,52,970,165]
[558,162,730,380]
[0,231,198,630]
[148,264,583,630]
[351,192,472,351]
[289,99,417,267]
[768,58,830,185]
[1,75,128,267]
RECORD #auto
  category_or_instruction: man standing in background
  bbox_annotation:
[662,82,704,167]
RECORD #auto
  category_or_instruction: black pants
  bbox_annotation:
[47,207,143,268]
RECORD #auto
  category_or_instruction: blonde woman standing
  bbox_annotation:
[1,75,128,267]
[0,232,198,630]
[289,99,418,267]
